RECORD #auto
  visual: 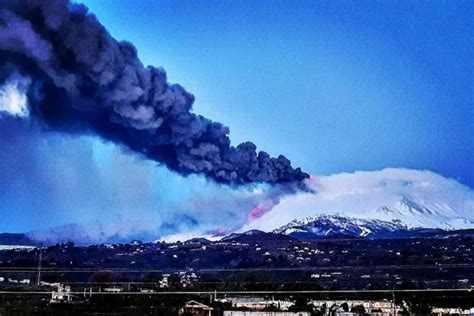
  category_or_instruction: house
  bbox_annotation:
[160,273,170,288]
[103,286,122,293]
[51,284,72,303]
[19,278,30,284]
[140,288,154,293]
[311,300,399,315]
[218,297,293,311]
[178,300,214,316]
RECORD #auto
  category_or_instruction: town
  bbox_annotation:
[0,234,473,314]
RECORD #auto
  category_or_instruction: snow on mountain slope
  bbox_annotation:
[221,229,265,241]
[367,196,474,228]
[221,229,293,242]
[273,214,406,238]
[241,168,474,232]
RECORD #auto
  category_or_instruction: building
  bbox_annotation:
[50,284,72,303]
[140,288,154,293]
[218,297,293,311]
[311,300,399,315]
[103,286,122,293]
[178,300,214,316]
[19,278,30,284]
[159,273,170,288]
[431,307,474,315]
[179,271,199,287]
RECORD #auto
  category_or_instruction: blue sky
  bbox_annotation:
[80,0,473,187]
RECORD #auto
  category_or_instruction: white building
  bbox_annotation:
[159,274,170,288]
[218,297,294,311]
[311,299,399,315]
[103,287,122,293]
[51,284,72,303]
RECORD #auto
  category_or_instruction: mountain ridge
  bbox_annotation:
[223,211,474,241]
[272,214,407,239]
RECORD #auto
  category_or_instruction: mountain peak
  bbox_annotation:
[367,195,474,229]
[397,196,433,215]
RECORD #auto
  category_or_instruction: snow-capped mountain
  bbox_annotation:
[273,214,407,239]
[241,169,474,233]
[270,195,474,240]
[227,212,474,241]
[367,196,474,229]
[225,192,474,240]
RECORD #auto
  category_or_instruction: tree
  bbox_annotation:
[341,302,349,312]
[351,304,366,315]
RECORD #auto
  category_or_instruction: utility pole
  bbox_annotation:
[36,248,42,286]
[392,287,396,316]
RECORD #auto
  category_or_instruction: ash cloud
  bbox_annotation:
[0,117,296,243]
[0,0,308,186]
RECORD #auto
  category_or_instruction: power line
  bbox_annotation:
[0,288,472,295]
[0,263,472,273]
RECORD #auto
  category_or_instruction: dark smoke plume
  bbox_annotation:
[0,0,308,185]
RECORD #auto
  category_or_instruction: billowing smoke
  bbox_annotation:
[0,0,308,186]
[0,116,294,244]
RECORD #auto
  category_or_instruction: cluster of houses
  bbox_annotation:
[178,300,310,316]
[51,284,73,303]
[2,279,473,316]
[44,270,200,302]
[310,299,398,315]
[179,298,401,316]
[217,297,294,311]
[431,307,474,316]
[179,271,199,288]
[0,276,31,284]
[156,270,199,288]
[215,297,401,316]
[178,298,474,316]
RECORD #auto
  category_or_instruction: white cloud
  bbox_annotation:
[242,168,474,232]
